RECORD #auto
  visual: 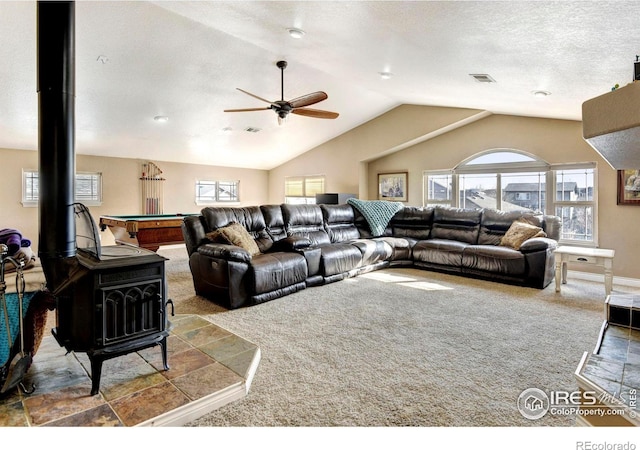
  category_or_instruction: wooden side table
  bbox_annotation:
[554,246,615,296]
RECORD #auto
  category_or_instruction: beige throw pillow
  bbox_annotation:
[206,222,261,256]
[499,219,547,250]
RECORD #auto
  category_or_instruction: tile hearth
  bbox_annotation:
[0,314,260,426]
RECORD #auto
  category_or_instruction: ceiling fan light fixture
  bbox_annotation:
[287,28,305,39]
[532,90,551,97]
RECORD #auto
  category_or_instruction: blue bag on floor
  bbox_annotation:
[0,292,35,367]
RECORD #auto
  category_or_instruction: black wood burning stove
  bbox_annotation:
[36,2,171,395]
[51,204,172,395]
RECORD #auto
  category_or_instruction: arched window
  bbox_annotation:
[423,149,597,245]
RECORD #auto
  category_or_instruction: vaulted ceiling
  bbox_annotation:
[2,1,640,170]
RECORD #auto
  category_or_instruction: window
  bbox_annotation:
[285,175,325,204]
[423,171,454,207]
[22,170,102,206]
[459,172,499,210]
[195,180,240,204]
[75,173,102,203]
[551,165,597,244]
[23,170,38,204]
[422,150,598,246]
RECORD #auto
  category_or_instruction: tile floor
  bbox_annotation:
[0,314,260,426]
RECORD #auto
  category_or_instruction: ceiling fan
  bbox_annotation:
[224,60,339,125]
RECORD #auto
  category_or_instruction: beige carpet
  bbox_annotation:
[158,246,626,427]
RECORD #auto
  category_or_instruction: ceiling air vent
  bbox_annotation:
[244,127,262,133]
[469,74,496,83]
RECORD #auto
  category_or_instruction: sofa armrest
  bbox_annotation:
[182,215,209,256]
[198,243,252,263]
[271,236,312,252]
[519,237,558,253]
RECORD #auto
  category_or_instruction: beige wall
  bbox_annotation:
[368,114,602,206]
[268,104,486,202]
[1,148,268,252]
[270,106,638,281]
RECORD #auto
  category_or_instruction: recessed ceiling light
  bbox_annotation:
[532,90,551,97]
[221,126,233,133]
[244,126,261,133]
[378,71,394,80]
[154,115,169,122]
[287,28,305,39]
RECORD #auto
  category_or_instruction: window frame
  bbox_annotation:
[550,162,598,247]
[195,179,240,205]
[284,174,325,204]
[423,169,455,207]
[22,170,103,207]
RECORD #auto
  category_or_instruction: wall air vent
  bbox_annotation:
[469,74,496,83]
[244,127,262,133]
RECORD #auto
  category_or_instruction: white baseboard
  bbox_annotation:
[567,269,640,289]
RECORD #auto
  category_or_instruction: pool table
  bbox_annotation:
[99,214,198,252]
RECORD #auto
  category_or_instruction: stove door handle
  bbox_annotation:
[165,298,175,317]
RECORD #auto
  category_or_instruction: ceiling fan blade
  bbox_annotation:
[236,88,277,106]
[224,107,271,112]
[292,108,339,119]
[288,91,328,109]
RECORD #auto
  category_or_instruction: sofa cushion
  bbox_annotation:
[282,204,331,246]
[430,207,482,244]
[321,204,361,243]
[374,237,414,261]
[250,252,308,295]
[389,206,434,240]
[499,219,546,250]
[206,222,261,256]
[412,239,468,266]
[478,209,543,245]
[350,239,393,266]
[319,244,362,276]
[261,204,287,241]
[462,245,526,275]
[202,206,273,252]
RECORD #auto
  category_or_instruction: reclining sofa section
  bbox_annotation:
[181,204,561,309]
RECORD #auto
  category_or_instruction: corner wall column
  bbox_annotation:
[359,161,369,200]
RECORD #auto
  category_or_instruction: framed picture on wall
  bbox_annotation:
[617,169,640,205]
[378,172,408,202]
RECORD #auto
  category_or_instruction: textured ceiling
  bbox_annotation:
[2,1,640,170]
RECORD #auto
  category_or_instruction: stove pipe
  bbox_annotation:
[37,1,77,286]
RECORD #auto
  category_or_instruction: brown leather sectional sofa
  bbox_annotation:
[181,203,561,309]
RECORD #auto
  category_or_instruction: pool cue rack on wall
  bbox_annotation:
[140,162,165,214]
